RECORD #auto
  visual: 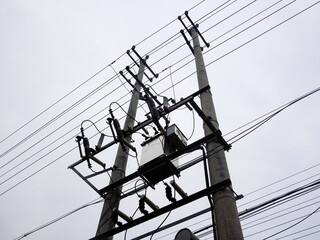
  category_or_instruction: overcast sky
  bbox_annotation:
[1,1,320,240]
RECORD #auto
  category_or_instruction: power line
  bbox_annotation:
[8,147,320,238]
[134,0,206,48]
[0,0,206,148]
[146,0,237,62]
[263,205,320,239]
[0,73,119,160]
[199,179,320,239]
[0,64,111,145]
[0,0,293,169]
[292,230,320,240]
[243,198,320,231]
[1,0,318,199]
[13,197,103,240]
[244,210,320,238]
[204,1,320,69]
[242,196,320,228]
[0,0,260,168]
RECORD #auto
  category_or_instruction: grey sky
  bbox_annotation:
[1,1,320,239]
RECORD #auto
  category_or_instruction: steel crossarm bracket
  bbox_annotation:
[189,99,231,151]
[90,179,231,240]
[68,86,210,169]
[98,132,218,195]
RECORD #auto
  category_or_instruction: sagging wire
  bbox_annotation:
[13,197,104,240]
[6,2,319,202]
[227,87,320,146]
[81,119,112,137]
[109,102,139,124]
[0,0,272,189]
[0,0,302,176]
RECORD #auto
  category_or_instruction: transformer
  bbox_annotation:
[139,124,187,185]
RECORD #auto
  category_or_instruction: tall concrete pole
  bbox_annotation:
[96,61,145,238]
[191,27,244,240]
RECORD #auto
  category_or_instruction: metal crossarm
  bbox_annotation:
[90,179,231,240]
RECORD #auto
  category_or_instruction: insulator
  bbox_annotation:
[180,97,193,111]
[170,180,188,198]
[140,194,159,211]
[113,208,132,223]
[96,134,104,150]
[90,156,106,169]
[122,138,137,152]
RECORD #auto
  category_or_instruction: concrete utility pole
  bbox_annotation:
[96,61,145,239]
[191,27,244,240]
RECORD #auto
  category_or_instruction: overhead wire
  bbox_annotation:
[242,196,320,230]
[12,197,104,240]
[3,2,320,240]
[199,179,320,239]
[0,0,302,165]
[274,224,320,240]
[7,85,320,236]
[134,0,206,48]
[196,193,320,239]
[239,172,320,209]
[1,0,318,200]
[0,145,77,197]
[147,83,320,237]
[0,98,148,196]
[291,230,320,240]
[244,209,320,238]
[0,1,208,171]
[0,64,111,145]
[242,195,320,228]
[204,0,320,69]
[0,81,124,174]
[0,94,142,188]
[145,0,235,58]
[239,179,320,221]
[0,0,289,171]
[0,0,206,148]
[263,205,320,239]
[0,73,120,160]
[0,63,156,177]
[0,0,247,183]
[1,0,238,173]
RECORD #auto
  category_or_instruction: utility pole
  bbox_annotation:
[96,61,145,239]
[191,27,244,240]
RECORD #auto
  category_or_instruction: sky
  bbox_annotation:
[1,0,320,240]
